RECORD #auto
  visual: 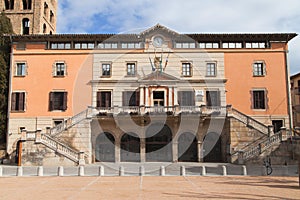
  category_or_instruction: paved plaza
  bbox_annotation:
[0,176,299,199]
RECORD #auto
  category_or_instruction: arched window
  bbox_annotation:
[5,0,14,10]
[43,24,46,33]
[22,18,30,35]
[22,0,32,10]
[50,10,54,23]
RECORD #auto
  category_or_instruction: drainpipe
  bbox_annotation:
[284,48,293,131]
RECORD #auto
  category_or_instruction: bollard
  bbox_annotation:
[222,165,227,176]
[79,166,84,176]
[58,166,64,177]
[180,166,186,176]
[202,166,206,176]
[160,166,165,176]
[139,166,145,176]
[37,166,43,176]
[17,166,23,176]
[0,166,2,176]
[99,166,104,176]
[242,165,247,176]
[119,166,124,176]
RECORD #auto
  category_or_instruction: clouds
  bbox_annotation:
[57,0,300,74]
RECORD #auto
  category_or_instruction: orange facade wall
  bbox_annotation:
[224,47,289,116]
[10,44,93,118]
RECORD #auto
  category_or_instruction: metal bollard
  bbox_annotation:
[242,165,247,176]
[180,166,186,176]
[17,166,23,176]
[139,166,145,176]
[99,166,104,176]
[160,166,165,176]
[0,166,2,176]
[37,166,43,176]
[58,166,64,177]
[202,166,206,176]
[119,166,124,176]
[222,165,227,176]
[79,166,84,176]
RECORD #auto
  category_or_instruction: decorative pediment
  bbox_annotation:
[140,71,179,81]
[140,24,179,37]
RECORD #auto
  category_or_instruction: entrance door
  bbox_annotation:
[203,132,222,162]
[95,132,115,162]
[153,91,164,106]
[272,120,283,133]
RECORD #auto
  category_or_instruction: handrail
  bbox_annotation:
[230,108,269,134]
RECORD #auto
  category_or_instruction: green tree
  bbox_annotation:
[0,12,13,144]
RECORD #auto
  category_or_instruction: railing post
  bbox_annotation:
[238,151,244,165]
[35,130,42,143]
[280,127,287,141]
[268,125,274,137]
[78,152,85,166]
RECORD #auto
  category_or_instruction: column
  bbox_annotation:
[140,138,146,163]
[197,141,203,162]
[139,86,144,106]
[115,140,121,163]
[172,141,178,162]
[145,87,149,107]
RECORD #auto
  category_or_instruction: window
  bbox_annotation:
[253,61,265,76]
[96,91,111,108]
[15,63,26,76]
[222,42,242,48]
[50,43,71,49]
[11,92,25,112]
[252,90,266,109]
[98,43,118,49]
[22,18,30,35]
[199,42,219,49]
[50,11,54,23]
[175,42,196,48]
[22,0,32,10]
[121,43,140,49]
[53,62,66,77]
[43,24,46,33]
[246,42,266,49]
[75,42,94,49]
[102,63,111,76]
[49,92,67,111]
[5,0,14,9]
[44,2,48,16]
[206,63,216,77]
[206,91,220,107]
[178,91,195,106]
[182,63,192,76]
[123,91,140,106]
[127,63,136,76]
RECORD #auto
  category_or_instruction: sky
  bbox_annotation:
[57,0,300,75]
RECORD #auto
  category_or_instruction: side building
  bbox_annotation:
[291,72,300,129]
[0,0,57,34]
[7,25,297,166]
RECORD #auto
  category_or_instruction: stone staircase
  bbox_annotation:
[21,130,86,165]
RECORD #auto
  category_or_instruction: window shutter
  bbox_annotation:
[19,92,25,111]
[96,92,101,108]
[62,92,68,111]
[250,90,254,109]
[217,90,221,106]
[11,93,16,111]
[64,62,67,76]
[265,89,269,110]
[52,63,56,76]
[49,92,54,111]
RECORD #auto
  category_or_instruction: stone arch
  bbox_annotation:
[120,132,140,162]
[95,132,115,162]
[202,132,222,162]
[146,123,172,162]
[178,132,198,162]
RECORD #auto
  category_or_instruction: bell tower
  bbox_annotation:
[0,0,57,34]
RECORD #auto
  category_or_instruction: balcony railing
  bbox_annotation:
[93,105,227,116]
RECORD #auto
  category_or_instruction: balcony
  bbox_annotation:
[91,105,228,117]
